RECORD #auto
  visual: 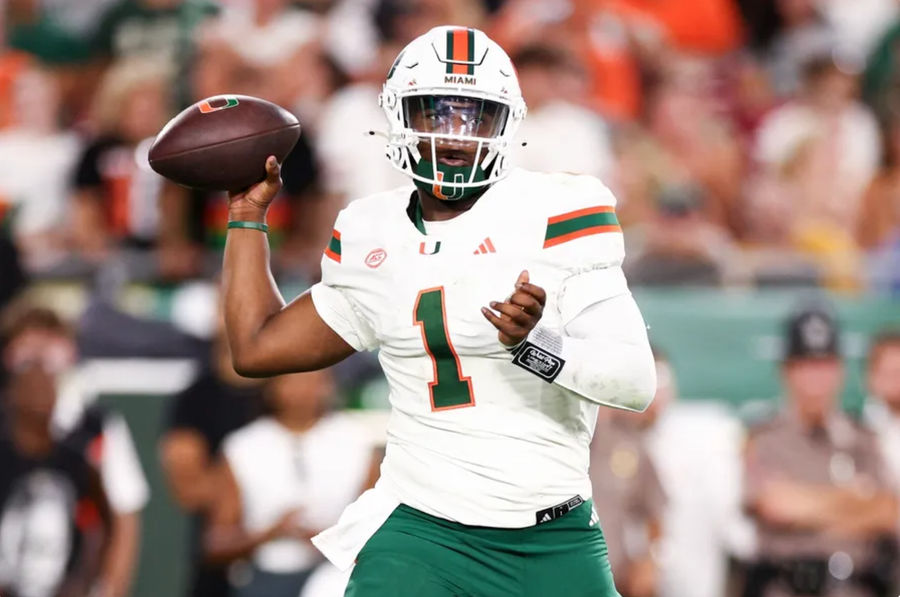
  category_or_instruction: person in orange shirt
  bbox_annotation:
[513,0,744,121]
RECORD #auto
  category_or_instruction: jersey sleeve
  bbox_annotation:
[539,175,629,326]
[540,175,624,271]
[310,209,378,352]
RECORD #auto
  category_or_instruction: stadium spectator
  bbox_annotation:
[863,330,900,492]
[862,15,900,121]
[571,0,742,121]
[0,235,26,314]
[0,307,112,597]
[5,0,114,125]
[624,183,732,286]
[748,52,880,289]
[55,403,149,597]
[4,304,153,597]
[615,56,744,236]
[640,350,751,597]
[600,0,744,56]
[206,369,378,597]
[511,43,616,185]
[160,321,263,597]
[194,0,335,119]
[857,111,900,293]
[817,0,897,67]
[92,0,219,107]
[757,0,836,99]
[0,61,80,270]
[71,56,203,279]
[742,307,899,597]
[858,111,900,251]
[589,407,666,597]
[6,0,114,65]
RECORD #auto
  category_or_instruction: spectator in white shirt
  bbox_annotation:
[511,43,616,185]
[206,369,379,597]
[641,351,753,597]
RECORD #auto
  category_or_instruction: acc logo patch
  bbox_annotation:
[365,248,387,269]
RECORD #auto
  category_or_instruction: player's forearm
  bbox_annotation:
[222,206,286,374]
[553,334,656,411]
[554,294,656,411]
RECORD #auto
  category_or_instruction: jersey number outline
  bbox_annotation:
[413,287,475,411]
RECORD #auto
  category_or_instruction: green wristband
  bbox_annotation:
[227,221,269,233]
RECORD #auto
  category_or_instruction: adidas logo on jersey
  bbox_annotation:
[540,513,552,523]
[473,237,496,255]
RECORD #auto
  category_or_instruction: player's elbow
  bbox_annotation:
[609,347,657,412]
[628,372,657,412]
[230,350,271,378]
[621,361,657,412]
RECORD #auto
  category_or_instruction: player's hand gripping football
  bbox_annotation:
[481,270,546,348]
[227,155,282,216]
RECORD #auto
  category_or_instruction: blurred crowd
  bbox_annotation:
[1,0,900,298]
[1,1,900,597]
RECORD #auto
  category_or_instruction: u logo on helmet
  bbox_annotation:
[198,97,240,114]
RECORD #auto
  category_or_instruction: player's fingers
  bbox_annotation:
[481,308,528,340]
[265,155,281,181]
[481,306,505,329]
[489,301,533,326]
[508,291,542,317]
[516,282,547,306]
[515,270,529,287]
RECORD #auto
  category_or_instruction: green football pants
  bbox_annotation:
[345,500,621,597]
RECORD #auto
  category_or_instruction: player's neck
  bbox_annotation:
[416,189,484,222]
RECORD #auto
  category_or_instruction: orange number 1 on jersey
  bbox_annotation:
[413,287,475,411]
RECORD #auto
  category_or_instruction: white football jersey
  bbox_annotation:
[311,168,627,528]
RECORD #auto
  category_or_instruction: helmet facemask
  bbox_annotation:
[401,95,510,200]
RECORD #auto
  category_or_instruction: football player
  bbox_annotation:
[223,26,656,597]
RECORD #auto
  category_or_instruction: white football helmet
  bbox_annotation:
[378,26,527,200]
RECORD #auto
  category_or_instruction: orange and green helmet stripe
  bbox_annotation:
[544,206,621,248]
[324,229,341,262]
[446,28,475,75]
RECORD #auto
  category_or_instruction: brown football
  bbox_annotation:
[148,95,301,192]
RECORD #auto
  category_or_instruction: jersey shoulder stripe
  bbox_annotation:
[543,205,620,248]
[324,229,342,263]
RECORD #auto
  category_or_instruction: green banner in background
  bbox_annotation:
[635,289,900,414]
